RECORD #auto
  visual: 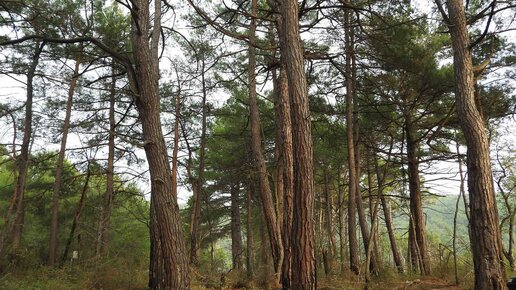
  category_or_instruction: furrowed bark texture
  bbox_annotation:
[248,0,283,280]
[405,118,430,275]
[130,0,189,288]
[446,0,507,288]
[279,1,317,288]
[273,63,294,289]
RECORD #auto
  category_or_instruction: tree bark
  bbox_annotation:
[404,118,431,275]
[279,1,317,288]
[129,1,189,288]
[96,62,117,257]
[323,171,336,275]
[230,184,243,270]
[343,6,360,275]
[445,0,507,288]
[246,184,255,279]
[272,62,294,289]
[380,185,404,273]
[171,80,181,201]
[61,162,91,264]
[367,162,381,270]
[0,110,19,264]
[337,167,347,274]
[189,57,208,267]
[49,48,82,266]
[10,42,44,262]
[247,0,283,282]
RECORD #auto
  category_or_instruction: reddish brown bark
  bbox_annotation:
[404,118,431,275]
[273,63,294,288]
[279,1,317,287]
[128,1,189,288]
[248,0,283,282]
[444,0,507,288]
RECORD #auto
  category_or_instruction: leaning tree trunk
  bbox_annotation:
[247,0,283,282]
[97,62,117,257]
[61,162,91,265]
[189,57,208,267]
[377,149,404,274]
[49,48,82,266]
[10,42,44,263]
[404,118,431,275]
[279,1,317,288]
[129,0,189,288]
[266,3,295,286]
[0,111,19,265]
[445,0,507,288]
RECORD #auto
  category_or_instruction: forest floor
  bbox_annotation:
[315,275,469,290]
[0,265,493,290]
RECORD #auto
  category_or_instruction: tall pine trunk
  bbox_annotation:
[343,6,360,275]
[247,0,283,282]
[273,63,294,289]
[404,118,430,275]
[96,63,117,257]
[279,1,317,288]
[129,1,189,288]
[189,57,208,267]
[10,42,44,263]
[49,48,82,266]
[445,0,507,287]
